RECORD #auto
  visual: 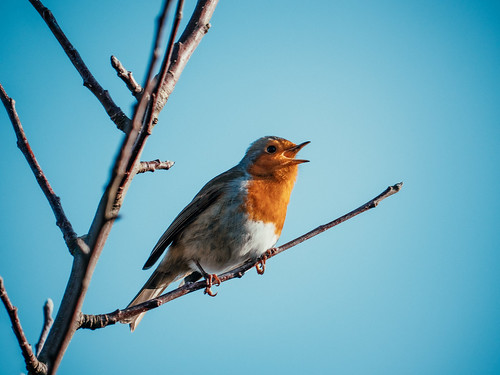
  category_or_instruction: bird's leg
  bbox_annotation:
[193,260,221,297]
[255,248,276,275]
[183,271,202,285]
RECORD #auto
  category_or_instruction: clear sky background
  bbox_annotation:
[1,0,499,374]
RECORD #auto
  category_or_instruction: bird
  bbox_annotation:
[126,136,309,331]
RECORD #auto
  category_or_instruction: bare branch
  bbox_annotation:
[38,1,217,372]
[103,0,183,219]
[36,299,54,357]
[155,0,220,114]
[142,0,175,91]
[78,182,403,330]
[0,277,47,375]
[136,159,175,174]
[105,0,185,217]
[124,0,186,172]
[0,83,88,257]
[28,0,131,132]
[154,0,186,112]
[110,56,143,98]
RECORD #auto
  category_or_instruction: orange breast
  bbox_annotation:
[243,166,298,236]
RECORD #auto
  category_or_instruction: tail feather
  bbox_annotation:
[126,270,177,332]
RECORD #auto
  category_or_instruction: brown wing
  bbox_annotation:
[142,166,245,270]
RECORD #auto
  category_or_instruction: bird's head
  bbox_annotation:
[241,136,310,179]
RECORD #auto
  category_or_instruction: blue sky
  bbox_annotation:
[1,0,499,374]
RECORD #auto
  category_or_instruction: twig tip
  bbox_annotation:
[45,298,54,310]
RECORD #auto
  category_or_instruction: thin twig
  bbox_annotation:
[78,182,403,330]
[104,0,180,217]
[136,159,175,174]
[153,0,185,116]
[110,56,143,98]
[155,0,219,114]
[36,299,54,357]
[28,0,131,132]
[106,0,184,216]
[270,182,404,255]
[0,84,88,257]
[126,0,185,175]
[0,277,47,374]
[142,0,174,92]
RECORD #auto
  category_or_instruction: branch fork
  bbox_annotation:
[0,277,47,375]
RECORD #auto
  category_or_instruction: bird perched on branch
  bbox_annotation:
[126,136,309,331]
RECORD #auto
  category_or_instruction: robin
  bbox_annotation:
[126,136,309,331]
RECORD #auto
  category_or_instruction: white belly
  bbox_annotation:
[175,204,279,274]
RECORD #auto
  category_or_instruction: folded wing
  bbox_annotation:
[142,166,245,270]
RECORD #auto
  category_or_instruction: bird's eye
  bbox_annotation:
[266,145,277,154]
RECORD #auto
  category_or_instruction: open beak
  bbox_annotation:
[283,141,310,164]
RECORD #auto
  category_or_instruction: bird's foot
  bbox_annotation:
[255,259,266,275]
[204,273,221,297]
[193,259,221,297]
[256,248,276,275]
